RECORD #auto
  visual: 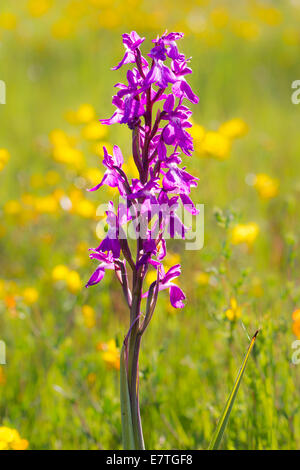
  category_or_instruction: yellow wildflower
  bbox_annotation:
[52,146,85,170]
[91,141,113,156]
[76,104,96,124]
[164,252,181,271]
[83,167,103,186]
[252,5,282,27]
[34,195,59,214]
[82,305,96,329]
[225,297,242,321]
[146,270,158,286]
[0,426,28,450]
[49,129,75,147]
[4,200,22,216]
[97,339,120,370]
[292,309,300,338]
[73,199,95,218]
[66,270,81,293]
[122,156,139,179]
[292,309,300,323]
[0,149,10,171]
[231,20,260,41]
[292,318,300,339]
[51,18,75,39]
[219,118,249,139]
[253,173,279,200]
[190,124,206,153]
[230,223,259,246]
[196,272,210,286]
[22,287,39,305]
[210,8,229,29]
[52,264,70,282]
[200,131,231,160]
[0,13,17,30]
[81,121,107,140]
[27,0,52,17]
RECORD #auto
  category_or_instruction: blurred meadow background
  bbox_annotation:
[1,0,300,450]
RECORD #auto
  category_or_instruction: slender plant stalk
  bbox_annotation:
[208,330,259,450]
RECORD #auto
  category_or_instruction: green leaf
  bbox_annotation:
[120,342,135,450]
[208,330,259,450]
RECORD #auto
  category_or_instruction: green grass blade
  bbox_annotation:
[120,342,135,450]
[208,330,259,450]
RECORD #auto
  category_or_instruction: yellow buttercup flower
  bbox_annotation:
[22,287,39,305]
[164,252,181,271]
[51,18,76,39]
[76,104,96,124]
[82,305,96,329]
[292,309,300,339]
[196,271,210,286]
[253,173,279,200]
[292,309,300,323]
[0,149,10,171]
[225,297,242,321]
[34,195,59,214]
[91,141,113,156]
[49,129,76,147]
[200,131,231,160]
[81,121,107,140]
[97,339,120,370]
[122,156,139,179]
[145,270,157,286]
[27,0,52,17]
[0,13,17,30]
[230,223,259,246]
[231,20,260,41]
[292,319,300,339]
[52,146,85,170]
[0,426,29,450]
[252,5,282,27]
[52,264,70,282]
[190,124,206,154]
[210,7,229,29]
[66,270,81,293]
[4,200,22,216]
[219,119,249,139]
[83,167,104,186]
[73,199,95,218]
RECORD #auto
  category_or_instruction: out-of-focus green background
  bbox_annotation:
[1,0,300,450]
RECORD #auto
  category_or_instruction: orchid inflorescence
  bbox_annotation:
[86,30,199,449]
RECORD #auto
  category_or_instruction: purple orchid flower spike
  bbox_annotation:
[85,31,199,450]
